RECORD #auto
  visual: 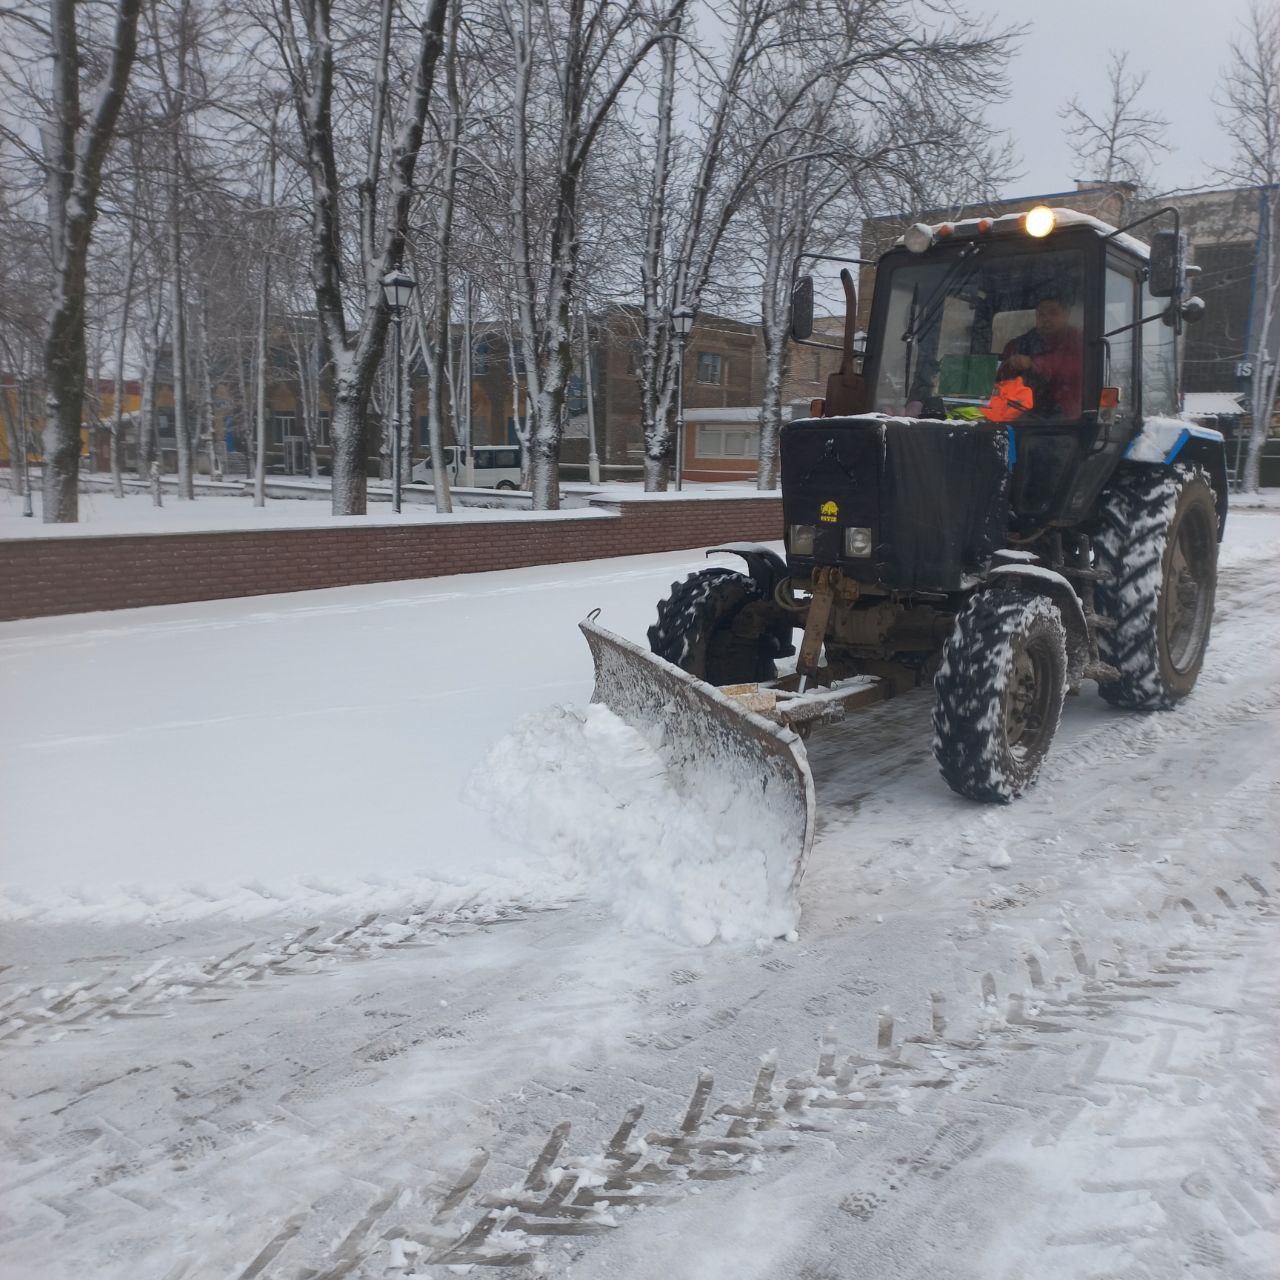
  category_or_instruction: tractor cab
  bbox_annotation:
[783,206,1209,589]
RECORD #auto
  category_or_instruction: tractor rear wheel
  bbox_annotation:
[1093,465,1218,710]
[648,567,780,685]
[932,589,1068,803]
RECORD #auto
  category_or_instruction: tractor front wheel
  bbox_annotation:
[932,589,1068,803]
[648,567,781,685]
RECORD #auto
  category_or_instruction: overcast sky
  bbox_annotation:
[973,0,1254,201]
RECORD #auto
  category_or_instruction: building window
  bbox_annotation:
[566,373,587,416]
[271,413,295,445]
[697,424,758,459]
[695,352,723,384]
[418,415,431,447]
[157,410,175,439]
[316,413,331,447]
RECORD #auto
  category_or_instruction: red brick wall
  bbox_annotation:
[0,497,782,621]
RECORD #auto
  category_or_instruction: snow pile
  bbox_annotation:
[466,703,800,946]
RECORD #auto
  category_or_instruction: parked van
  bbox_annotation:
[410,445,523,490]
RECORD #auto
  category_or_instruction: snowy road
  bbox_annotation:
[2,511,1278,1279]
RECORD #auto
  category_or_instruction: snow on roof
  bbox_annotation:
[894,208,1151,259]
[1184,391,1246,417]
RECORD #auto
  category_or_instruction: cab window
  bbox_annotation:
[1142,278,1178,417]
[872,248,1086,423]
[1104,266,1137,416]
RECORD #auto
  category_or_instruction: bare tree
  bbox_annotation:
[1215,3,1280,493]
[1060,51,1170,194]
[38,0,146,520]
[500,0,687,509]
[404,0,479,515]
[269,0,450,515]
[632,0,1015,489]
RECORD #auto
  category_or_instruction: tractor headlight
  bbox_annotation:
[788,524,816,555]
[1025,205,1056,238]
[843,526,873,558]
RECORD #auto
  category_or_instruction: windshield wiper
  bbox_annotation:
[900,242,986,345]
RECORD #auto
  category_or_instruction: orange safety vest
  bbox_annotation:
[983,376,1034,423]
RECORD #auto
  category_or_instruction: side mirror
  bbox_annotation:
[789,275,814,341]
[1148,230,1187,299]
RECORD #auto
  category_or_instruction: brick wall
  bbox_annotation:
[0,495,782,621]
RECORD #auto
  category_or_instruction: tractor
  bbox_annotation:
[580,205,1226,910]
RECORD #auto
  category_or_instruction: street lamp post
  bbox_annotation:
[671,305,694,491]
[17,376,33,517]
[381,267,417,514]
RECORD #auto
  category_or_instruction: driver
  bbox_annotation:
[996,297,1083,420]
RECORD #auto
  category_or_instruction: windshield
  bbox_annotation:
[871,248,1086,423]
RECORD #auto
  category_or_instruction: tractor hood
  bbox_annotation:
[780,414,1009,594]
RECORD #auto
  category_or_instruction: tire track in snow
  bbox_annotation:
[229,862,1279,1278]
[0,901,559,1048]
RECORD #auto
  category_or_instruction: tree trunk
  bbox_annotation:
[254,242,269,506]
[41,0,143,521]
[43,267,90,522]
[109,213,138,497]
[400,327,413,490]
[163,0,194,499]
[330,365,376,515]
[194,288,218,479]
[253,109,278,505]
[170,238,193,497]
[415,302,452,513]
[138,343,157,477]
[1,378,25,495]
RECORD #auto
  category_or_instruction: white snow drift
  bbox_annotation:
[469,702,798,945]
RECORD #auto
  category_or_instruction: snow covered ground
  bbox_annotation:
[1,512,1278,1278]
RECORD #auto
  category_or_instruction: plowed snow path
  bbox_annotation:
[1,516,1277,1279]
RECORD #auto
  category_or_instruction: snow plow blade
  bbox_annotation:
[580,616,816,930]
